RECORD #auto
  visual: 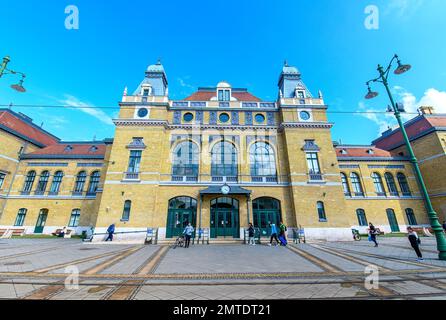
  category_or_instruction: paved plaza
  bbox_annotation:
[0,237,446,300]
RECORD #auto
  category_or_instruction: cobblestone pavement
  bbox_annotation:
[1,237,446,300]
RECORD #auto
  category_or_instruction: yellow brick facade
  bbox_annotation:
[0,63,444,241]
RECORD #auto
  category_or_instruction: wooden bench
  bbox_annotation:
[0,228,25,238]
[412,227,433,237]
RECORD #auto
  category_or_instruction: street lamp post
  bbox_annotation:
[0,55,27,92]
[365,54,446,260]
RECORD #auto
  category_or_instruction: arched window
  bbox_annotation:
[211,141,238,178]
[384,173,399,196]
[405,208,418,226]
[317,201,327,222]
[87,171,101,195]
[249,142,277,177]
[371,172,386,196]
[341,173,351,196]
[36,171,50,194]
[22,171,36,194]
[14,208,27,226]
[49,171,64,194]
[356,209,368,226]
[172,141,199,178]
[69,209,81,227]
[350,173,364,196]
[122,201,132,221]
[397,173,412,196]
[74,171,87,194]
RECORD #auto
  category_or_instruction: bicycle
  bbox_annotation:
[172,235,185,249]
[352,229,361,241]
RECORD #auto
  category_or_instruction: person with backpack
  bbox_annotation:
[247,223,255,246]
[279,221,288,246]
[183,223,194,248]
[407,227,423,261]
[269,223,279,246]
[105,223,115,242]
[368,223,378,247]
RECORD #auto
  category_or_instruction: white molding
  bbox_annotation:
[0,154,19,163]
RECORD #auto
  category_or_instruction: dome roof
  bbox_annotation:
[216,81,231,88]
[147,60,165,73]
[282,65,300,74]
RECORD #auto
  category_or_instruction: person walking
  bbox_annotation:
[368,223,378,247]
[279,221,288,246]
[442,221,446,233]
[248,223,255,246]
[407,227,423,261]
[105,223,115,242]
[183,223,194,248]
[269,223,279,246]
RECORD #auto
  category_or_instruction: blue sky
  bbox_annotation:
[1,0,445,144]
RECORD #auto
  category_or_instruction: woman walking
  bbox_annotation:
[407,227,423,261]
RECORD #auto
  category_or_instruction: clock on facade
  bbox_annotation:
[221,185,231,195]
[137,108,149,118]
[299,111,311,121]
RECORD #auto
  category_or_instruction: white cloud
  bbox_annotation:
[58,94,114,126]
[384,0,424,18]
[358,87,446,134]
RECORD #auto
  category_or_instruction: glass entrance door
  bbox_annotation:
[254,210,281,237]
[252,198,282,237]
[34,209,48,234]
[386,209,400,232]
[166,197,197,238]
[210,197,239,238]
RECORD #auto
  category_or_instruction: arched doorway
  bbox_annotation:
[210,197,239,238]
[252,197,281,237]
[166,197,197,238]
[34,209,49,234]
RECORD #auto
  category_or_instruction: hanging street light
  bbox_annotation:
[364,54,446,261]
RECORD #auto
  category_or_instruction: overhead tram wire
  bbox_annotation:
[0,104,422,115]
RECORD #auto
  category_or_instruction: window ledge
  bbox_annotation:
[319,219,328,223]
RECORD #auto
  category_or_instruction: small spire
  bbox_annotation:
[284,60,289,67]
[123,86,128,96]
[157,57,162,65]
[318,90,323,99]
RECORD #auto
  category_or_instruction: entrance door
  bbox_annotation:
[34,209,48,234]
[215,211,234,237]
[166,197,197,238]
[252,198,281,237]
[210,197,239,238]
[386,209,400,232]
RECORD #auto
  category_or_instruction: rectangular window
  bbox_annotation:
[14,209,27,226]
[128,150,142,173]
[306,153,321,175]
[0,173,5,189]
[317,202,327,222]
[69,209,81,227]
[218,90,230,101]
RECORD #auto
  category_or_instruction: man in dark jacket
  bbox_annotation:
[248,223,255,245]
[105,224,115,242]
[407,227,423,261]
[368,223,378,247]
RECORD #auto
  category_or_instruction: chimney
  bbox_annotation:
[419,106,435,115]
